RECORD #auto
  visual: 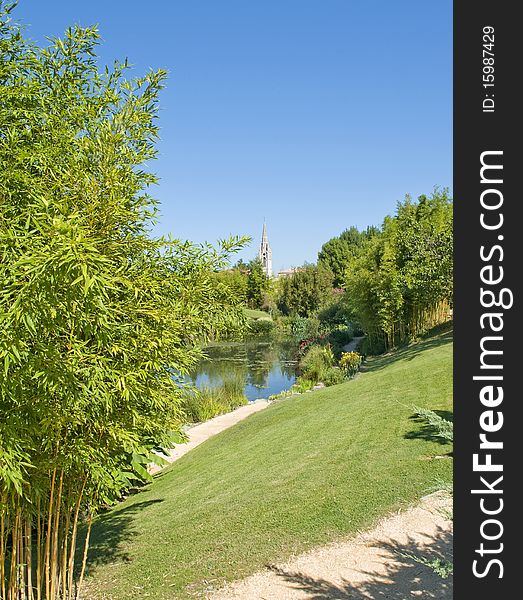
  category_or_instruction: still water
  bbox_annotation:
[190,337,300,401]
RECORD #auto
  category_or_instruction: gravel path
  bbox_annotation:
[210,492,453,599]
[342,336,365,353]
[149,399,271,475]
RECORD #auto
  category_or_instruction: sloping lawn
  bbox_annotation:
[243,308,272,320]
[83,331,453,599]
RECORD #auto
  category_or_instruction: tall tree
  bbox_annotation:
[0,10,246,598]
[246,257,269,309]
[277,264,334,317]
[318,226,378,287]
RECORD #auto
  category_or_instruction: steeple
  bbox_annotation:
[258,221,272,277]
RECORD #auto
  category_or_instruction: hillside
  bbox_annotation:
[83,330,453,599]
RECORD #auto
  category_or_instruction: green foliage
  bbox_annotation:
[299,345,335,383]
[290,316,321,341]
[326,326,353,357]
[401,553,454,579]
[247,318,275,336]
[246,257,270,309]
[414,407,454,442]
[277,264,334,317]
[317,294,352,327]
[0,11,246,597]
[321,366,346,386]
[318,226,379,287]
[345,189,453,350]
[181,378,247,423]
[339,351,362,378]
[213,267,248,306]
[291,378,315,393]
[268,377,315,400]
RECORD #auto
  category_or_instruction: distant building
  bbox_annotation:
[258,222,272,277]
[277,267,304,279]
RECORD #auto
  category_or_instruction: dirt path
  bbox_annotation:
[342,336,365,353]
[149,399,271,474]
[210,492,453,600]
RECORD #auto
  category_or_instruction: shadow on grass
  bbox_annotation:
[267,526,452,599]
[79,498,163,578]
[362,326,453,375]
[405,410,454,446]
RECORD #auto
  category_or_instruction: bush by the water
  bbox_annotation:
[290,316,321,340]
[299,345,335,383]
[181,377,247,423]
[296,343,361,388]
[247,318,275,336]
[321,366,347,386]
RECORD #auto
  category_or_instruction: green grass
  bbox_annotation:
[83,330,453,599]
[243,308,272,320]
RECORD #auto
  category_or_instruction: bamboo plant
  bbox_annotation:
[0,4,247,597]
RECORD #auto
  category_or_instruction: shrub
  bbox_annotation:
[273,315,294,335]
[248,318,275,336]
[292,377,315,393]
[322,367,346,387]
[339,351,362,378]
[414,407,454,442]
[318,298,351,327]
[300,345,335,383]
[268,377,314,400]
[290,316,320,340]
[352,323,365,336]
[277,264,334,317]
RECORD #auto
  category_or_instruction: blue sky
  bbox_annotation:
[15,1,452,271]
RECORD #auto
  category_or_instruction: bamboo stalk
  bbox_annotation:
[44,468,57,600]
[19,515,26,600]
[61,507,71,600]
[26,518,34,600]
[67,477,87,600]
[8,508,20,600]
[1,501,6,600]
[50,470,64,600]
[36,499,42,600]
[75,513,92,600]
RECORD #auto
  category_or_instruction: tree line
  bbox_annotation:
[318,189,453,351]
[215,189,453,354]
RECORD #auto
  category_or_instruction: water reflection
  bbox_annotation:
[190,337,299,401]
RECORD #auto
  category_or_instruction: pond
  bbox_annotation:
[190,337,300,401]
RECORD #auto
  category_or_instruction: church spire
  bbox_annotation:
[258,221,272,277]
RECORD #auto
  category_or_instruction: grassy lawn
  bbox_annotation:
[243,308,272,320]
[83,330,453,599]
